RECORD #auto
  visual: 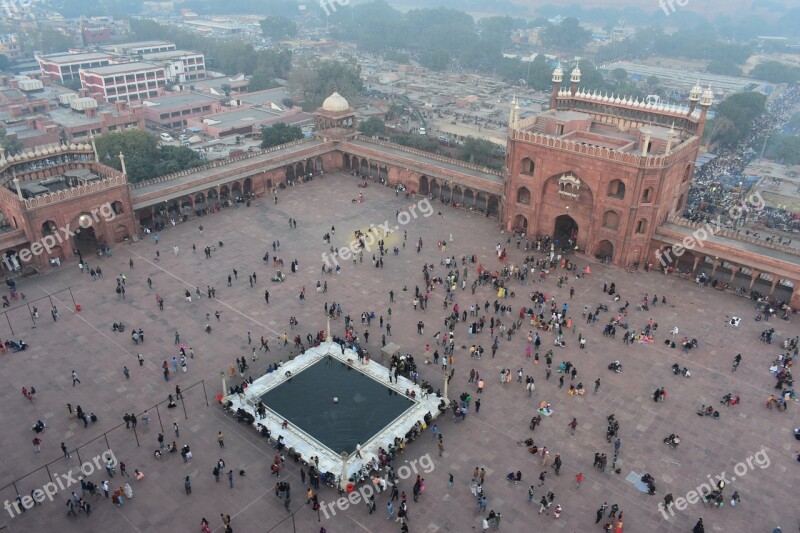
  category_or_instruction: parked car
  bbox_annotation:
[160,133,174,142]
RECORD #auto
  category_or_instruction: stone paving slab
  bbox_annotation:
[0,172,795,533]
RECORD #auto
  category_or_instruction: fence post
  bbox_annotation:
[180,395,188,420]
[155,404,164,433]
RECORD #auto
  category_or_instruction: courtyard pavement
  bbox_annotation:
[0,172,796,533]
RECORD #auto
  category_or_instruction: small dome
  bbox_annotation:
[7,155,14,163]
[26,151,35,159]
[33,149,41,157]
[61,144,68,152]
[48,147,56,155]
[322,92,350,112]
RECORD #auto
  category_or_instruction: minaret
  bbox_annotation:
[90,134,99,161]
[665,123,676,155]
[118,152,127,175]
[688,80,702,114]
[13,176,22,200]
[569,66,581,97]
[512,99,520,128]
[551,67,563,110]
[508,95,517,129]
[696,85,714,142]
[641,128,653,156]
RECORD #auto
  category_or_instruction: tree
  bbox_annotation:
[611,68,628,82]
[0,132,23,156]
[709,92,767,149]
[0,54,10,71]
[459,137,502,169]
[358,117,386,137]
[288,59,363,110]
[260,122,304,149]
[259,16,297,41]
[249,69,279,92]
[94,130,203,183]
[390,135,439,153]
[540,17,591,52]
[706,60,742,76]
[748,61,800,84]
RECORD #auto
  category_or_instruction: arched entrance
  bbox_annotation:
[554,214,578,245]
[419,176,429,196]
[596,240,614,261]
[343,154,351,170]
[513,214,528,232]
[295,162,305,179]
[360,159,369,176]
[430,179,440,198]
[452,186,463,205]
[475,192,487,212]
[441,183,451,202]
[285,165,295,182]
[379,165,388,182]
[315,156,323,173]
[243,177,252,194]
[70,213,102,255]
[464,189,475,208]
[232,182,242,198]
[487,196,499,216]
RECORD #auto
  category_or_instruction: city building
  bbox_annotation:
[101,40,176,56]
[142,49,206,83]
[185,105,313,139]
[142,91,220,129]
[37,51,113,82]
[80,62,166,103]
[0,33,23,61]
[0,88,797,308]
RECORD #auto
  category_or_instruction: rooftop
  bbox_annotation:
[238,87,288,107]
[102,40,175,51]
[82,62,164,75]
[143,92,217,109]
[198,107,312,130]
[142,49,204,61]
[38,52,112,64]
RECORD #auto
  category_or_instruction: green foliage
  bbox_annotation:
[358,117,386,137]
[383,51,409,64]
[706,60,742,77]
[132,20,291,79]
[709,92,767,148]
[610,68,628,82]
[0,54,10,71]
[260,122,304,149]
[288,59,363,109]
[390,135,439,153]
[0,132,24,156]
[26,28,76,54]
[94,130,203,183]
[459,137,503,169]
[748,61,800,84]
[763,133,800,165]
[260,16,297,41]
[249,70,280,92]
[328,2,522,72]
[540,17,591,52]
[594,25,752,65]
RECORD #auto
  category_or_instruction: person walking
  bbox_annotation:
[61,442,71,459]
[576,472,584,489]
[227,470,234,488]
[71,370,80,386]
[568,417,577,435]
[184,476,192,495]
[218,432,225,448]
[123,366,130,380]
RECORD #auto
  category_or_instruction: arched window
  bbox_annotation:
[520,157,534,176]
[607,180,625,200]
[635,219,648,234]
[641,188,653,203]
[683,164,693,183]
[602,211,620,230]
[516,187,531,205]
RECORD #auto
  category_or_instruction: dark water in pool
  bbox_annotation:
[261,359,414,454]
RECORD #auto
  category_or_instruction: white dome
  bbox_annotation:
[322,92,350,112]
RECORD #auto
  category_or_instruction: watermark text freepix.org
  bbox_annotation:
[4,448,118,517]
[319,452,434,519]
[3,202,117,271]
[654,191,765,267]
[321,197,434,269]
[320,0,349,16]
[659,0,689,16]
[657,448,770,519]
